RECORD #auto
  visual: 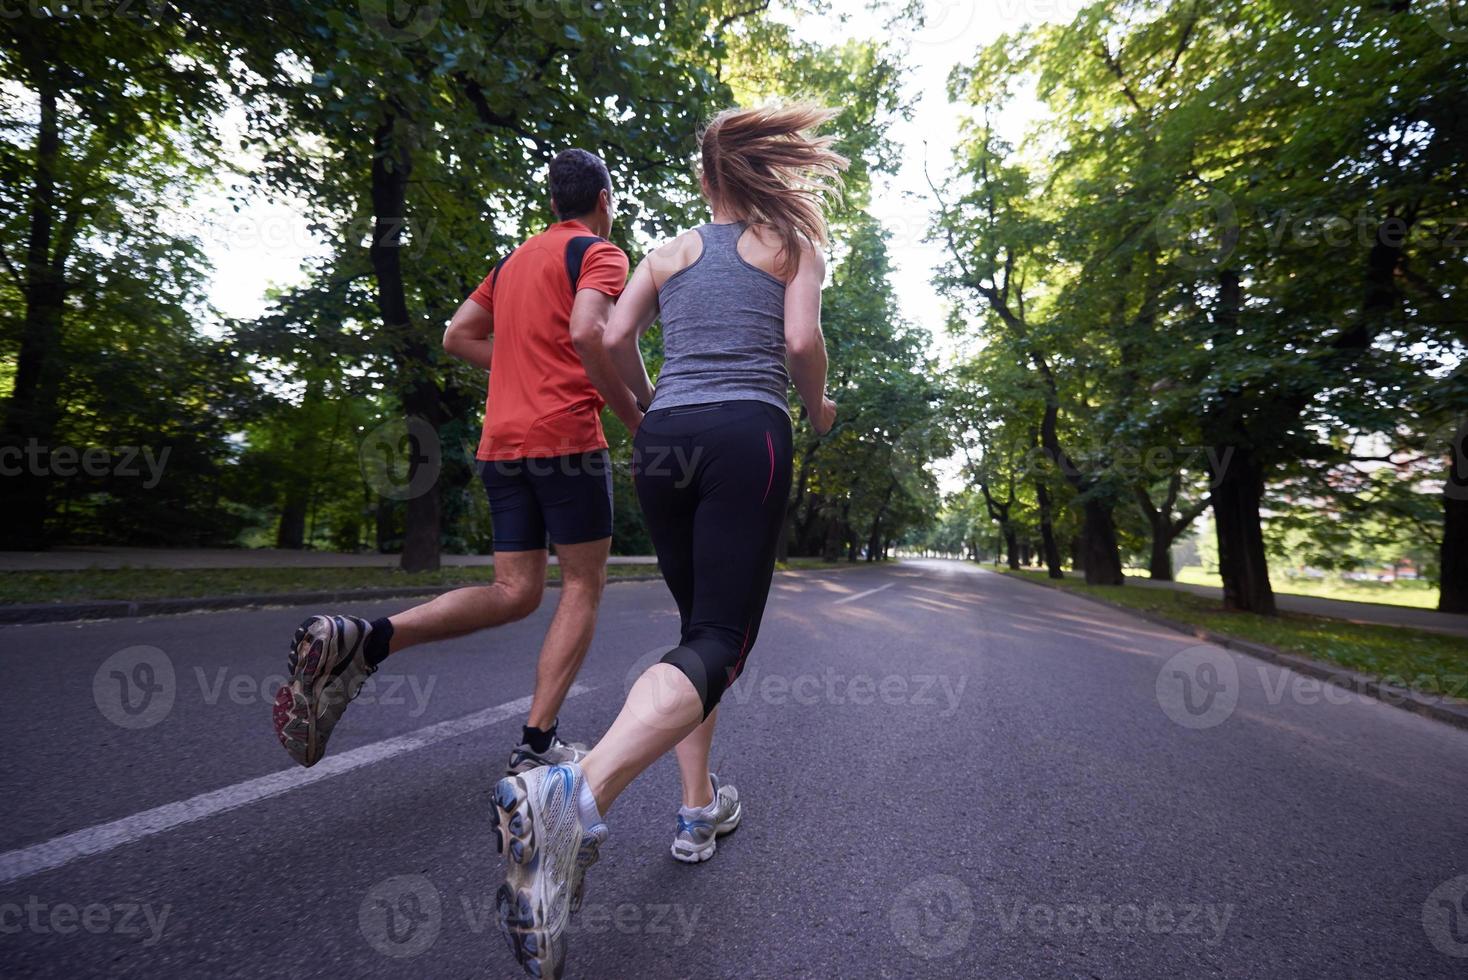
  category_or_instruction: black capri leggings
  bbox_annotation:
[632,399,794,717]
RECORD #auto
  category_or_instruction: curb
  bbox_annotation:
[995,569,1468,732]
[0,574,667,626]
[0,563,867,626]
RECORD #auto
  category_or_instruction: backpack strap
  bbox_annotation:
[565,235,607,292]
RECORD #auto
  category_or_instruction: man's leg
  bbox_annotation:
[525,536,610,729]
[385,549,547,654]
[274,458,552,768]
[517,450,616,734]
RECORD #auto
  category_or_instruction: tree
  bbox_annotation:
[1,3,234,547]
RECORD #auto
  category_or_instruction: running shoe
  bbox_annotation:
[272,614,377,768]
[569,823,608,915]
[507,734,588,775]
[671,773,741,863]
[491,763,604,979]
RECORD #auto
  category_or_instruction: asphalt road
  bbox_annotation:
[1,560,1465,978]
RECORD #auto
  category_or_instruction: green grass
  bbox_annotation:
[1169,565,1439,610]
[0,564,641,605]
[0,555,860,606]
[997,567,1468,700]
[775,557,855,572]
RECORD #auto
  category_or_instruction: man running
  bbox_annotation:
[272,148,641,776]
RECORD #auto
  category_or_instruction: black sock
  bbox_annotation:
[364,618,394,667]
[521,720,557,753]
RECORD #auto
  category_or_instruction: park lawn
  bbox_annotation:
[998,568,1468,700]
[0,556,849,606]
[1169,565,1438,610]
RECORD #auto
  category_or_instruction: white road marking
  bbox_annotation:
[0,684,594,887]
[833,582,894,606]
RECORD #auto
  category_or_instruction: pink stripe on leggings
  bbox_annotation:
[761,430,775,504]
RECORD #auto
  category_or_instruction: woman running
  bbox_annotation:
[490,102,845,979]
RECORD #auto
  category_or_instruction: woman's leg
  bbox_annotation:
[581,402,792,816]
[673,708,718,808]
[579,663,705,812]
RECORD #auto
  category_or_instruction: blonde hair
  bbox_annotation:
[699,102,848,279]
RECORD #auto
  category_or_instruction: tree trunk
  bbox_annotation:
[1035,477,1063,579]
[1441,416,1468,613]
[1148,528,1173,581]
[370,114,441,572]
[276,498,307,550]
[1080,499,1125,585]
[822,499,849,561]
[866,483,894,562]
[1004,528,1020,570]
[375,497,395,553]
[1,71,66,549]
[1209,444,1276,614]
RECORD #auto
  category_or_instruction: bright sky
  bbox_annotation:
[201,1,1076,337]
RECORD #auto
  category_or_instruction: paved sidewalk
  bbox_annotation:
[0,547,658,572]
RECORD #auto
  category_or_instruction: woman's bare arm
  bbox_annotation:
[784,243,836,434]
[603,259,659,411]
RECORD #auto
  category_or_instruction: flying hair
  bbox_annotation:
[699,102,849,279]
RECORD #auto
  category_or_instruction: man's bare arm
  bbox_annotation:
[443,298,494,371]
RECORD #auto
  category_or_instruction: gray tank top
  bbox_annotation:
[649,221,791,416]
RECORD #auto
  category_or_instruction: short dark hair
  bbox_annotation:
[549,149,611,219]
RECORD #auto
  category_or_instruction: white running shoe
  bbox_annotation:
[491,763,604,978]
[671,772,741,864]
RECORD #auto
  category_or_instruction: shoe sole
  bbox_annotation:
[272,616,337,767]
[491,775,563,979]
[670,801,742,864]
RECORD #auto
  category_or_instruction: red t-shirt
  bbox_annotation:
[467,219,629,461]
